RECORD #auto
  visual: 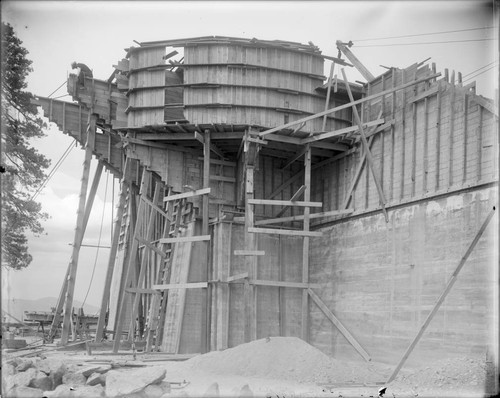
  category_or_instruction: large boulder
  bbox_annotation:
[62,371,87,387]
[4,363,16,376]
[16,359,34,372]
[85,372,105,386]
[77,364,111,377]
[29,371,53,391]
[7,386,44,398]
[6,368,38,390]
[43,384,104,398]
[105,366,166,397]
[143,384,164,398]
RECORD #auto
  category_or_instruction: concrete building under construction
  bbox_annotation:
[33,36,498,382]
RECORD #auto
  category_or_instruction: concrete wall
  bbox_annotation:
[309,187,497,365]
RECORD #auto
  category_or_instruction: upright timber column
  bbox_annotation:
[301,144,311,342]
[60,115,96,345]
[201,129,211,353]
[244,165,256,343]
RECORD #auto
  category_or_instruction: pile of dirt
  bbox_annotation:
[185,336,385,384]
[395,356,489,393]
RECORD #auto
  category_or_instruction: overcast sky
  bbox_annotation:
[2,1,497,309]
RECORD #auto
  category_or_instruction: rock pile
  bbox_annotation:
[1,356,171,398]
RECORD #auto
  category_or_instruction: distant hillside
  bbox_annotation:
[2,297,100,322]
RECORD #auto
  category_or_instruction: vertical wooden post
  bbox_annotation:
[112,169,150,352]
[435,82,442,191]
[60,115,97,345]
[322,61,335,131]
[423,97,429,193]
[127,181,162,340]
[244,165,255,343]
[390,68,396,201]
[411,101,417,197]
[477,106,483,182]
[95,171,128,341]
[449,84,456,187]
[201,129,211,353]
[301,144,311,342]
[462,93,469,184]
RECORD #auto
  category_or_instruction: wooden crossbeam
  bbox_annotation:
[135,236,167,258]
[301,119,384,144]
[248,227,322,237]
[341,68,388,222]
[163,188,211,202]
[159,235,211,244]
[275,185,306,218]
[336,40,375,81]
[251,280,321,289]
[308,288,371,362]
[227,272,249,282]
[248,199,322,208]
[281,148,308,170]
[259,72,440,136]
[125,288,160,294]
[153,282,208,290]
[233,250,266,256]
[256,209,354,226]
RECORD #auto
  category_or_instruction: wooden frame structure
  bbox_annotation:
[35,37,496,380]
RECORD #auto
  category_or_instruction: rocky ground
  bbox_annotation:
[1,337,494,398]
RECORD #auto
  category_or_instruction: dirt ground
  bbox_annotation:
[3,336,495,398]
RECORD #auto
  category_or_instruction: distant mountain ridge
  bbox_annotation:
[2,297,100,322]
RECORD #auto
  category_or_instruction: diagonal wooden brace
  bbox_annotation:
[341,68,388,222]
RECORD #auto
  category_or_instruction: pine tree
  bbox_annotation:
[1,22,50,269]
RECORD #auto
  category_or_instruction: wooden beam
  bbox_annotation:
[248,227,322,237]
[159,235,211,244]
[281,147,308,170]
[251,280,321,289]
[163,188,211,202]
[248,199,322,208]
[301,119,384,144]
[113,169,151,353]
[336,40,375,81]
[274,185,306,218]
[255,209,354,225]
[95,164,129,341]
[227,272,249,282]
[341,68,388,222]
[126,288,160,294]
[259,72,440,136]
[202,129,211,354]
[244,165,256,343]
[302,145,312,342]
[308,288,371,362]
[60,115,96,345]
[153,282,208,290]
[387,206,497,383]
[322,61,335,131]
[233,250,266,256]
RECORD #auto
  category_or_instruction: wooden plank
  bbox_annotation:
[301,119,384,144]
[60,115,96,345]
[408,85,439,104]
[95,162,129,341]
[274,185,306,218]
[462,93,468,184]
[248,227,322,237]
[163,188,211,202]
[202,129,211,353]
[470,95,498,117]
[255,209,354,225]
[125,288,160,294]
[233,250,266,256]
[135,236,167,258]
[308,288,371,362]
[336,40,375,81]
[244,165,256,343]
[341,69,388,222]
[159,235,211,244]
[449,84,456,187]
[248,199,322,208]
[411,101,417,197]
[322,61,335,131]
[435,82,442,191]
[387,206,496,383]
[477,106,483,181]
[302,145,312,342]
[153,282,208,290]
[210,175,236,183]
[227,272,249,282]
[423,97,429,192]
[251,280,321,289]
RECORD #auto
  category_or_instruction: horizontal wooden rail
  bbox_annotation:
[153,282,208,290]
[233,250,266,256]
[255,209,354,225]
[248,227,322,237]
[163,188,211,202]
[301,119,384,144]
[159,235,211,244]
[125,288,160,294]
[248,199,322,208]
[251,280,321,289]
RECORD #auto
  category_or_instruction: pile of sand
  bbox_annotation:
[185,336,385,384]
